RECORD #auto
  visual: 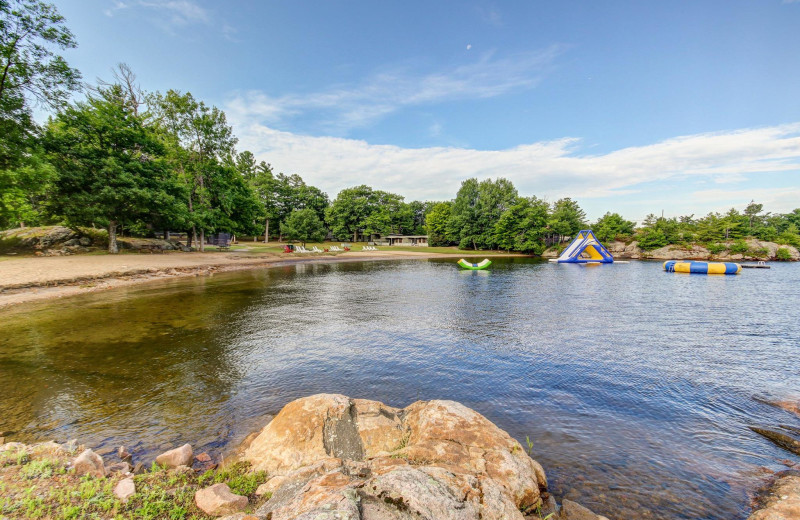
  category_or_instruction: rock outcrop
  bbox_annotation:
[748,471,800,520]
[545,239,799,261]
[242,394,573,520]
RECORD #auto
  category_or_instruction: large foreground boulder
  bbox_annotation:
[243,394,551,520]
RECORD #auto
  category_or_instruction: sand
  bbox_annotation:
[0,250,474,308]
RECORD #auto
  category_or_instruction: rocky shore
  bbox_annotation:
[544,238,800,261]
[0,395,613,519]
[2,394,799,519]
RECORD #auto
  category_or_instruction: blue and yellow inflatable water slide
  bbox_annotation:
[555,230,614,263]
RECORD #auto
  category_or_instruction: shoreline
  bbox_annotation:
[0,250,525,309]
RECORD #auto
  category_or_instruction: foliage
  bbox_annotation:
[776,247,793,261]
[546,198,586,242]
[593,212,635,242]
[707,243,726,254]
[493,196,549,254]
[45,85,185,253]
[280,208,326,246]
[448,177,519,250]
[196,461,267,497]
[425,201,453,246]
[636,229,668,251]
[325,185,410,241]
[0,0,81,170]
[729,239,749,255]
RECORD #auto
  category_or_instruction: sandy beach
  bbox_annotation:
[0,249,480,308]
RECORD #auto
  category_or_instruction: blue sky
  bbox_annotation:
[51,0,800,222]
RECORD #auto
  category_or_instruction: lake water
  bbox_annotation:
[1,258,798,519]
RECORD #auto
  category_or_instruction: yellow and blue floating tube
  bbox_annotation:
[458,258,492,270]
[663,260,741,275]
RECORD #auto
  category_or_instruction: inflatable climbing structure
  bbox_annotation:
[556,230,614,263]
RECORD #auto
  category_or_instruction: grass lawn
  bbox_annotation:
[227,241,522,256]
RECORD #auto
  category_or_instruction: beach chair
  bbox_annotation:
[312,246,322,253]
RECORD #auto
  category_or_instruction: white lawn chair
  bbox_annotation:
[312,246,322,253]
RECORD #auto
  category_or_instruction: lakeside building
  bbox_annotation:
[373,234,429,246]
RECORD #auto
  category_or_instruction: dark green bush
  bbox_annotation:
[776,247,793,261]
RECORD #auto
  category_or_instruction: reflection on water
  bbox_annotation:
[1,258,799,519]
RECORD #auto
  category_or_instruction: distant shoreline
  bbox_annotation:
[0,250,526,309]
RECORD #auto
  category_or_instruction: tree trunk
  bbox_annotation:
[19,222,25,228]
[186,230,193,248]
[199,229,205,252]
[164,230,170,240]
[353,230,358,243]
[264,218,269,243]
[108,220,119,254]
[192,226,197,249]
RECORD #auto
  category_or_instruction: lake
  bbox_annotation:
[1,258,798,519]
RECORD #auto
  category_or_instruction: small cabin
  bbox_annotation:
[381,235,429,246]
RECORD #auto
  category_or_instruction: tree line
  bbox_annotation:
[2,1,799,255]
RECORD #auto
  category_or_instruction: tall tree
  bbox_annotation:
[493,196,549,253]
[593,212,635,242]
[0,0,81,168]
[744,200,764,230]
[152,90,238,250]
[426,201,453,246]
[326,185,378,242]
[547,198,586,244]
[45,84,183,253]
[280,208,325,247]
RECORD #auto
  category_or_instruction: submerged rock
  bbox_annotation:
[244,394,564,520]
[751,426,800,456]
[748,470,800,520]
[556,499,611,520]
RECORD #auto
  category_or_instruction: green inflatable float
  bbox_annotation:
[458,258,492,270]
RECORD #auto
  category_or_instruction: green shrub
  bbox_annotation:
[776,247,793,261]
[729,240,749,254]
[707,243,726,254]
[748,247,769,259]
[637,229,668,251]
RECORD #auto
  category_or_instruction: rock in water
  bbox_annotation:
[558,499,611,519]
[72,449,106,477]
[243,394,555,519]
[114,477,136,503]
[118,445,132,462]
[155,443,193,468]
[194,483,248,516]
[748,470,800,520]
[751,427,800,456]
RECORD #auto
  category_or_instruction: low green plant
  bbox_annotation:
[525,436,535,456]
[197,461,267,497]
[707,243,726,254]
[19,459,60,479]
[776,247,793,261]
[748,247,769,259]
[729,240,749,254]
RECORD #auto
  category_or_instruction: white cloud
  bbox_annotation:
[227,46,565,134]
[226,112,800,217]
[138,0,210,25]
[104,0,229,33]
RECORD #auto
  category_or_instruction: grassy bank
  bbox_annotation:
[0,442,269,520]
